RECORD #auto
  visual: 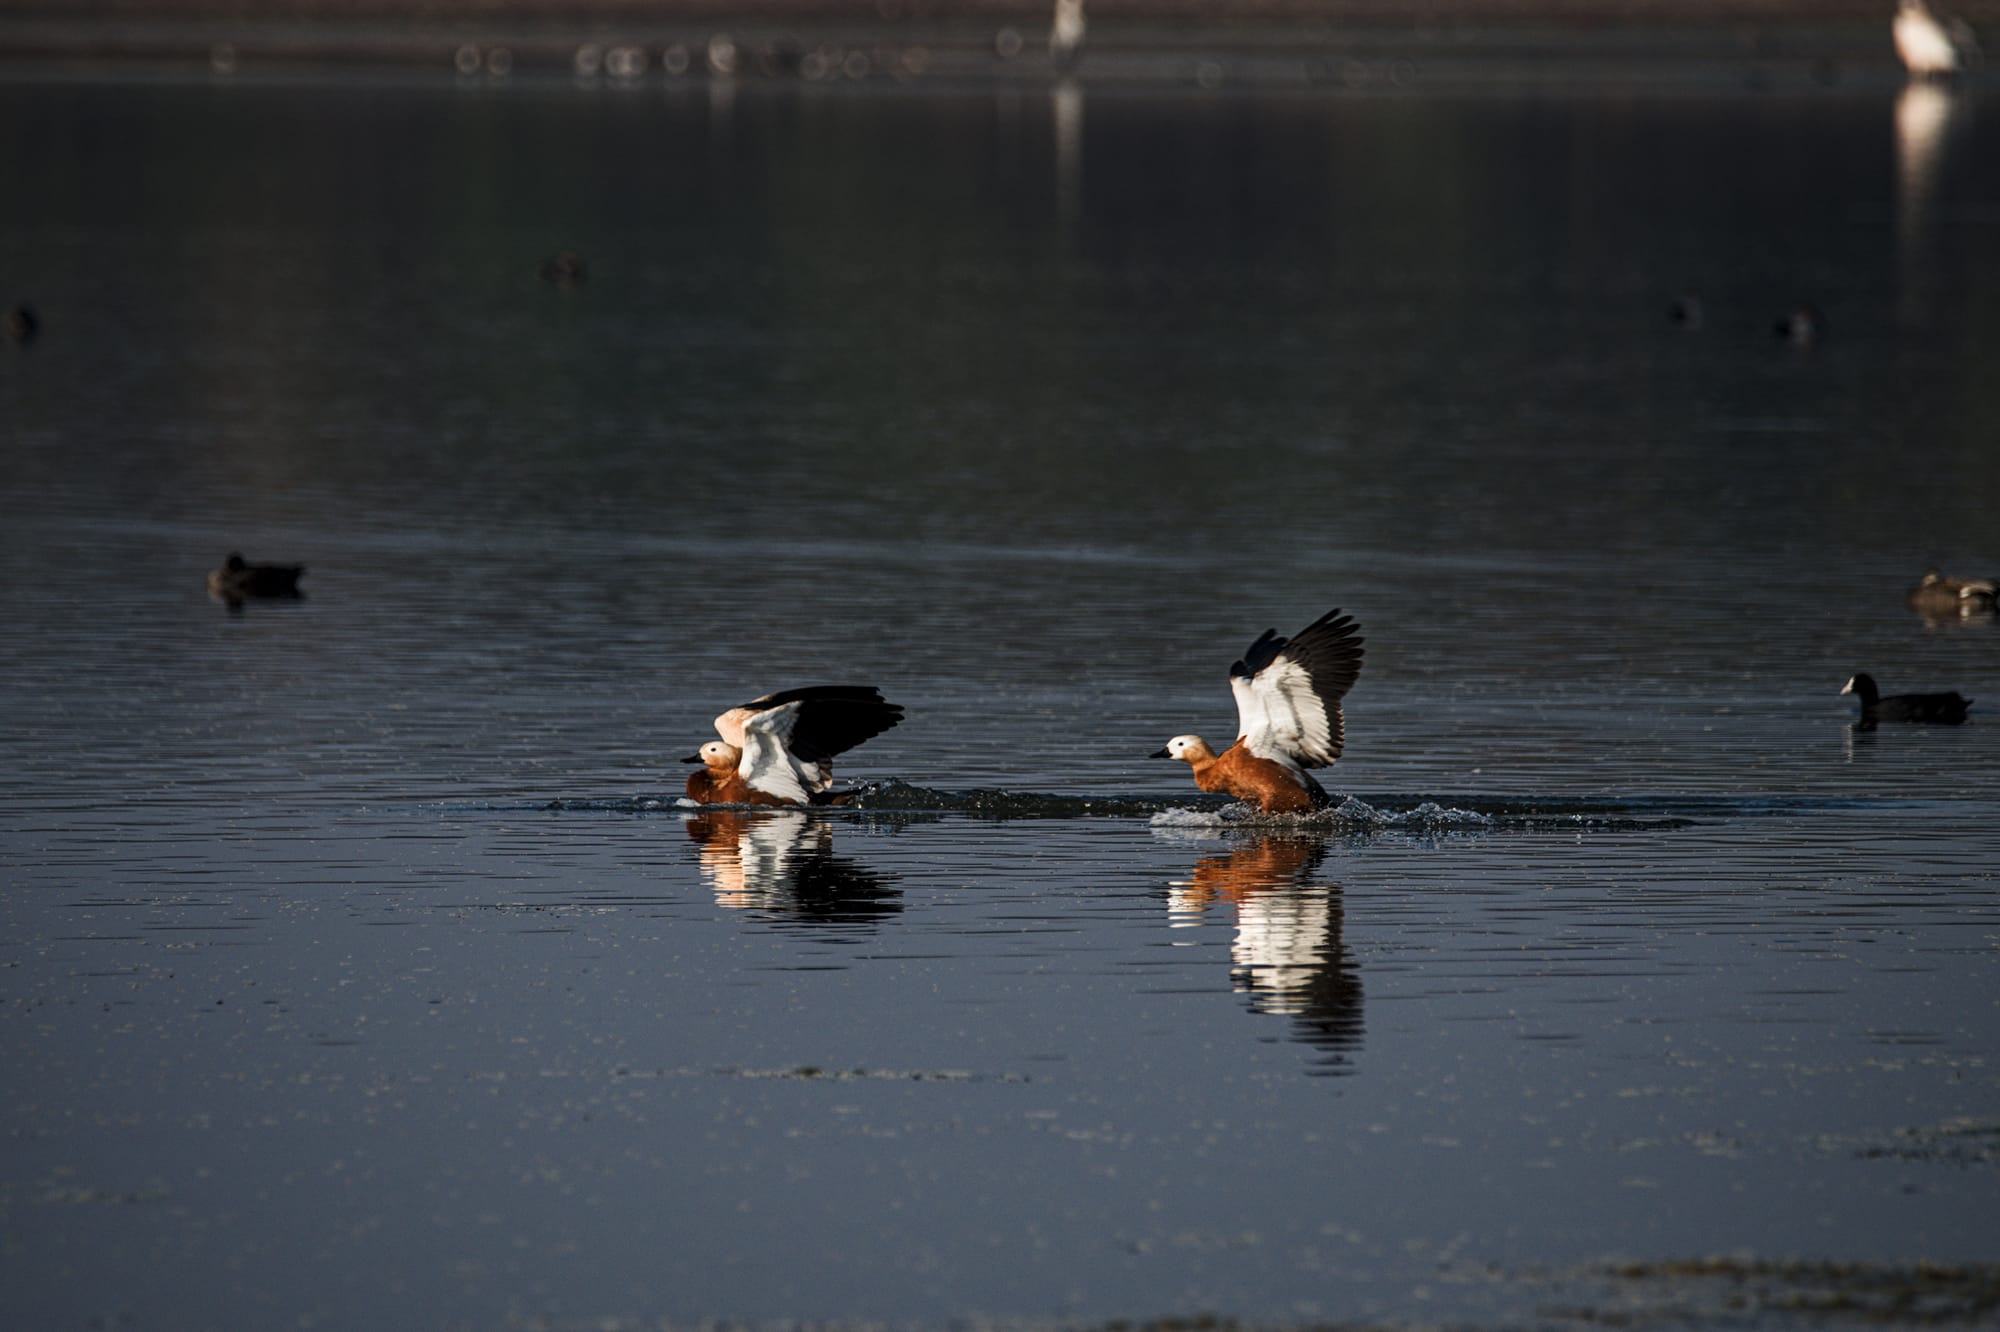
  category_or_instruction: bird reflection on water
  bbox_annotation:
[684,810,900,928]
[1895,80,1958,322]
[1167,834,1363,1074]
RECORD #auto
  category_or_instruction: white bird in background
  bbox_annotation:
[1894,0,1980,77]
[1050,0,1086,74]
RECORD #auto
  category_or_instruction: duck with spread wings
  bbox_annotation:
[1152,608,1365,814]
[684,686,904,806]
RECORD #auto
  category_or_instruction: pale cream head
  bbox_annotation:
[699,740,741,769]
[1159,735,1215,763]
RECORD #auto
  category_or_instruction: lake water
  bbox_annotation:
[3,67,1999,1331]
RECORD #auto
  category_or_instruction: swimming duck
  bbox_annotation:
[1895,0,1979,77]
[1906,568,1998,615]
[684,685,904,806]
[206,551,304,601]
[1153,608,1365,814]
[1841,672,1971,725]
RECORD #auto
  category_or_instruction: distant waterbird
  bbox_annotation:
[1895,0,1980,77]
[683,686,904,806]
[1906,568,1998,618]
[5,304,35,343]
[207,552,304,603]
[1153,609,1365,815]
[1841,672,1971,726]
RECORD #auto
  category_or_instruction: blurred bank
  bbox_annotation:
[1,0,1994,88]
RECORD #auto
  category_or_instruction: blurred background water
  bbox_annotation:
[2,65,1998,1330]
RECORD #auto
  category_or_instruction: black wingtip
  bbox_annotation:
[1231,630,1286,680]
[741,684,896,710]
[761,686,907,764]
[1267,608,1365,698]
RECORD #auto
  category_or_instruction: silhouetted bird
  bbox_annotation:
[207,552,305,602]
[1841,672,1971,725]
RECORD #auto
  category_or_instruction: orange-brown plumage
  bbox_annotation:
[685,759,859,807]
[685,760,800,807]
[1153,608,1365,815]
[1184,741,1323,815]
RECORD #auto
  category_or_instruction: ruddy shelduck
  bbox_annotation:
[683,685,904,806]
[1153,608,1365,814]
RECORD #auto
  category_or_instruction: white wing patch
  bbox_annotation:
[734,701,834,803]
[1235,655,1340,769]
[737,724,812,804]
[1230,673,1276,760]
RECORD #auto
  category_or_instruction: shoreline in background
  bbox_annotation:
[3,0,1992,87]
[0,18,1948,89]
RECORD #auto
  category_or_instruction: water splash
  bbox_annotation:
[1150,794,1713,835]
[1150,796,1494,834]
[541,786,1710,829]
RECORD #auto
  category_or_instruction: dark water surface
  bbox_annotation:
[3,72,1999,1330]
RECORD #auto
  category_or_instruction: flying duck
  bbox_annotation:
[1841,672,1971,725]
[684,685,904,806]
[206,552,304,601]
[1153,608,1365,814]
